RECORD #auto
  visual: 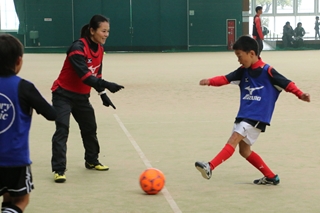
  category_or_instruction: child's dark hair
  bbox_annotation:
[81,14,110,38]
[232,36,259,56]
[255,6,263,13]
[0,34,23,71]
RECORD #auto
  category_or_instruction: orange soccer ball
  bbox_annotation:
[139,168,165,195]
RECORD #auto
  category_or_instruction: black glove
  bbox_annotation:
[100,93,116,109]
[103,81,124,93]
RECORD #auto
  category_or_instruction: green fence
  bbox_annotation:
[11,0,242,52]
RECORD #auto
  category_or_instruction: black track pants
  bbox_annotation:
[51,92,100,172]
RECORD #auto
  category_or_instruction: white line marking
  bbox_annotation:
[113,114,182,213]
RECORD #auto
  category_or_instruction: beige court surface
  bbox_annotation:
[19,50,320,213]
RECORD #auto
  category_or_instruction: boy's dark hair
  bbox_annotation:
[232,36,259,56]
[81,14,110,38]
[255,6,263,13]
[0,34,23,71]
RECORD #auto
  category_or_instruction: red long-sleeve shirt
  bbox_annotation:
[206,59,305,131]
[253,14,264,40]
[208,59,303,99]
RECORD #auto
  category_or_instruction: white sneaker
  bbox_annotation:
[195,161,212,180]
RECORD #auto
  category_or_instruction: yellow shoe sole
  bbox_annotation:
[54,173,66,183]
[85,162,109,171]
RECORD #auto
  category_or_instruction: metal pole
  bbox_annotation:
[71,0,74,41]
[130,0,133,46]
[187,0,189,50]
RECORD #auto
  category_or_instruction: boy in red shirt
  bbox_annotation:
[252,6,264,56]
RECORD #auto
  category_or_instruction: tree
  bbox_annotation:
[256,0,301,13]
[256,0,273,13]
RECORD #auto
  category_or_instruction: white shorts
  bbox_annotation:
[233,121,261,146]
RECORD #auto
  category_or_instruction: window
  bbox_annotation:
[277,0,294,13]
[251,0,320,39]
[275,16,295,34]
[296,16,315,36]
[249,16,253,34]
[262,17,275,38]
[256,0,273,14]
[0,0,19,31]
[298,0,314,13]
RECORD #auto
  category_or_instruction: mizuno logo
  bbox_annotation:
[243,94,261,101]
[243,86,264,101]
[244,86,264,95]
[88,64,101,74]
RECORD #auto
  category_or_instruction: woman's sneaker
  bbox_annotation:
[253,174,280,185]
[85,162,109,171]
[54,171,66,183]
[195,161,212,180]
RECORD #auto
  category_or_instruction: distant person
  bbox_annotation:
[51,14,124,183]
[294,22,305,47]
[194,35,310,185]
[282,22,294,48]
[252,6,264,56]
[314,16,320,39]
[0,34,56,213]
